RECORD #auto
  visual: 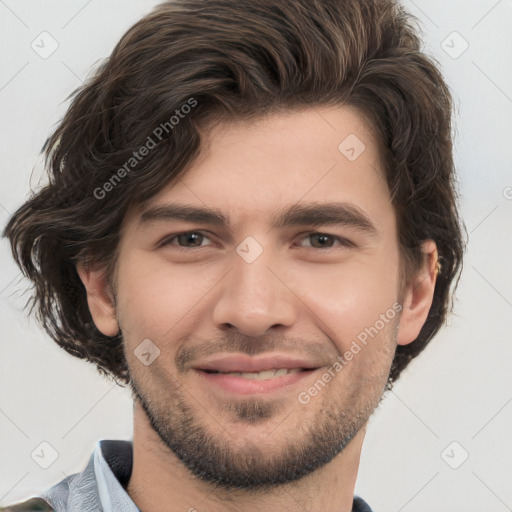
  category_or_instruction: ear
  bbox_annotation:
[76,262,119,337]
[396,239,439,346]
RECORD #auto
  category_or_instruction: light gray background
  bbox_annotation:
[1,1,511,511]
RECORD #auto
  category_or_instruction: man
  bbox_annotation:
[2,0,464,510]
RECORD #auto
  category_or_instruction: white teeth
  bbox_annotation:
[222,368,302,380]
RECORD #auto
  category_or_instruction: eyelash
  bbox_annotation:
[159,231,354,252]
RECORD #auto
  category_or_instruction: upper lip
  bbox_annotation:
[193,354,322,373]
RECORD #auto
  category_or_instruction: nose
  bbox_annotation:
[212,246,298,337]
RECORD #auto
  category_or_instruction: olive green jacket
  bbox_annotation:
[0,497,53,511]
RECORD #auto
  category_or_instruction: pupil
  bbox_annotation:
[181,232,201,246]
[313,234,332,248]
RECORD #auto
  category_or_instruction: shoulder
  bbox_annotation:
[0,497,53,511]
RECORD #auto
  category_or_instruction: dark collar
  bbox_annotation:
[101,440,134,488]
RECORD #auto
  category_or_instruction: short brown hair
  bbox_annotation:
[3,0,466,387]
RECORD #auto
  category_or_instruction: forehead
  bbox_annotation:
[130,106,393,234]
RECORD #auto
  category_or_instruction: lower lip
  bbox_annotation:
[194,369,317,395]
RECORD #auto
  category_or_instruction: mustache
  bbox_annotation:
[175,332,336,372]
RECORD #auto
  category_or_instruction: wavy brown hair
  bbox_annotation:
[3,0,466,387]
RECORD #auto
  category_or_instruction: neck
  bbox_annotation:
[126,402,365,512]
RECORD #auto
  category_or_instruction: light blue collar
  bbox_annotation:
[39,439,373,511]
[41,439,139,512]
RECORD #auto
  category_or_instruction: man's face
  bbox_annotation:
[107,107,407,489]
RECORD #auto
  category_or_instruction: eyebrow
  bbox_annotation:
[139,201,379,236]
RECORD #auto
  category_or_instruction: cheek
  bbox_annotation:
[115,250,221,344]
[290,248,400,355]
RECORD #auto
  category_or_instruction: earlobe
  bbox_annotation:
[396,240,439,346]
[76,262,120,337]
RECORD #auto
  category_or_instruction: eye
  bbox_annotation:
[158,230,354,252]
[159,231,213,250]
[297,232,354,250]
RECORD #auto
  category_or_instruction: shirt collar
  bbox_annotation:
[41,439,372,512]
[95,439,139,512]
[40,439,139,512]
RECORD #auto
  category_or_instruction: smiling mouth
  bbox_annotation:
[195,367,318,395]
[201,368,308,380]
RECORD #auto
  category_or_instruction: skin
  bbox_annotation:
[78,106,438,512]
